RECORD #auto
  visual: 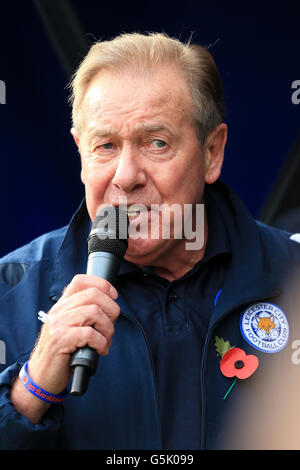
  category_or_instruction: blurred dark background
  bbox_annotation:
[0,0,299,257]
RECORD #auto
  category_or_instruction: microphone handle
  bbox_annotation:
[69,252,120,396]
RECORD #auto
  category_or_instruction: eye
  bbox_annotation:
[102,142,114,150]
[93,142,115,154]
[151,139,167,148]
[143,138,170,157]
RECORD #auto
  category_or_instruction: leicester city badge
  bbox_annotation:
[240,302,289,353]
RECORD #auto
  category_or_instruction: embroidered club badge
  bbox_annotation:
[240,302,289,353]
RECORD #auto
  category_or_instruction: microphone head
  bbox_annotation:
[88,206,129,259]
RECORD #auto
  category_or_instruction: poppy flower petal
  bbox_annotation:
[235,354,259,379]
[220,348,245,377]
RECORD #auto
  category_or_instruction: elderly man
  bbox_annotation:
[0,32,300,450]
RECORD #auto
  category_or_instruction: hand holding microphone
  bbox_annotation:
[10,206,128,422]
[70,206,129,395]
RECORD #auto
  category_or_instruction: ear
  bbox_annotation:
[70,127,80,149]
[204,123,228,184]
[70,127,86,185]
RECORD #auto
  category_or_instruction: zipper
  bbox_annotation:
[120,310,164,450]
[50,293,164,448]
[200,290,280,449]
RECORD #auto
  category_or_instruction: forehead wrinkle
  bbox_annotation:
[87,127,161,145]
[82,72,194,139]
[89,128,120,139]
[87,101,186,139]
[88,119,183,142]
[87,95,182,121]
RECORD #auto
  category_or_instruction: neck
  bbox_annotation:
[128,212,208,282]
[152,247,206,281]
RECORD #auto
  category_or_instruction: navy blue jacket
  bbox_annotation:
[1,181,300,450]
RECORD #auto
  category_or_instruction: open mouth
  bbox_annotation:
[124,204,147,221]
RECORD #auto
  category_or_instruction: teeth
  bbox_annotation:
[123,204,146,220]
[128,204,145,212]
[128,211,140,219]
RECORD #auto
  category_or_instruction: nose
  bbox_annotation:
[112,144,147,193]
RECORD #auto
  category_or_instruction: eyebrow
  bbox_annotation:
[142,124,172,134]
[90,129,119,139]
[90,124,173,140]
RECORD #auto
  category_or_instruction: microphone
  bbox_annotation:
[69,206,129,396]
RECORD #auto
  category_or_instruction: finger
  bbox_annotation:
[62,304,115,344]
[54,287,120,323]
[63,326,111,356]
[61,274,118,300]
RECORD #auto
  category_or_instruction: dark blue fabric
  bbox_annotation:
[1,181,300,449]
[115,193,231,449]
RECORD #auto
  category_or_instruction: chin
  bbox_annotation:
[124,237,168,264]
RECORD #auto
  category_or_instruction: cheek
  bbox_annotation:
[81,157,114,188]
[157,159,205,204]
[80,161,114,219]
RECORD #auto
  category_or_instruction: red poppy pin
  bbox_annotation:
[215,336,259,399]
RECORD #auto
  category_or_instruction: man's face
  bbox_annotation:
[72,65,225,266]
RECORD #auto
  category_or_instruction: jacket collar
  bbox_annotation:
[49,182,297,320]
[49,198,91,301]
[205,181,286,329]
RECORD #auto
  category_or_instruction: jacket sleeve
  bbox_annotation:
[0,362,64,449]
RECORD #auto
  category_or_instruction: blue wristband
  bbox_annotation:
[19,361,68,404]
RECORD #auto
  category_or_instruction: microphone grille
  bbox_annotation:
[88,206,129,259]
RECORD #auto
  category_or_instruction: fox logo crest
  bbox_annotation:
[240,303,289,354]
[255,315,275,335]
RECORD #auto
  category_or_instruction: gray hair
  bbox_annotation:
[68,32,225,144]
